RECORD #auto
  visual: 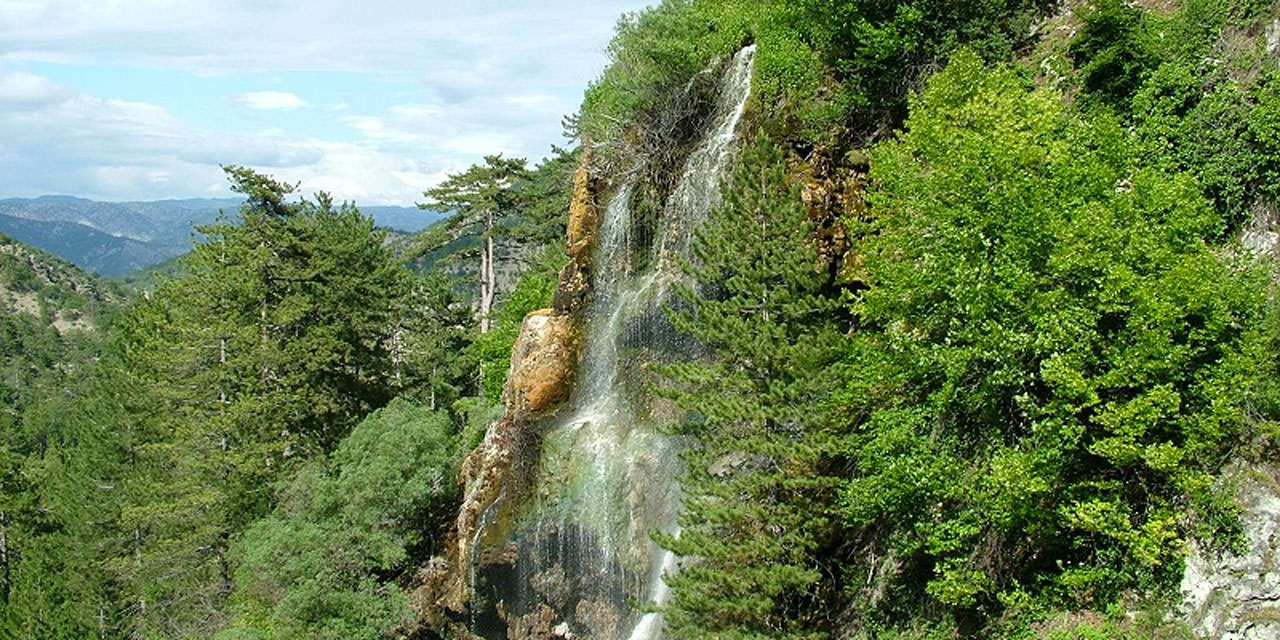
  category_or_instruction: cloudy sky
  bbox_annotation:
[0,0,653,205]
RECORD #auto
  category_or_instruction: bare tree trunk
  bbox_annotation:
[430,364,439,411]
[390,326,403,388]
[480,209,495,334]
[1,509,9,606]
[219,337,228,407]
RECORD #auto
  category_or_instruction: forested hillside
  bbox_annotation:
[0,233,118,436]
[0,158,570,638]
[0,233,121,634]
[6,0,1280,639]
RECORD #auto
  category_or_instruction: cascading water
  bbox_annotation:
[472,45,755,640]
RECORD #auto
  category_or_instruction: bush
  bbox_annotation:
[1070,0,1158,109]
[220,400,458,639]
[841,50,1270,627]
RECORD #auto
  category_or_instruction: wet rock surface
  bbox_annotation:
[409,45,758,640]
[555,161,600,317]
[409,167,595,638]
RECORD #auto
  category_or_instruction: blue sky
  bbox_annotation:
[0,0,654,205]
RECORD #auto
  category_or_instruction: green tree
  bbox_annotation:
[1069,0,1157,109]
[797,0,1053,124]
[419,155,531,334]
[103,167,410,638]
[508,146,579,245]
[0,235,123,639]
[658,135,847,639]
[389,271,476,412]
[219,399,458,640]
[840,52,1268,629]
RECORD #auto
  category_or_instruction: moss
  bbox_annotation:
[1242,606,1280,624]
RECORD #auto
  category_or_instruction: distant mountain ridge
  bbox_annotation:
[0,213,178,278]
[0,196,445,277]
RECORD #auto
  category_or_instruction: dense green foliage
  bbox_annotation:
[604,0,1280,638]
[99,168,414,637]
[1065,0,1280,226]
[0,235,116,432]
[658,136,847,639]
[219,399,459,639]
[0,235,121,638]
[579,0,1056,169]
[390,271,477,411]
[0,158,569,638]
[841,51,1267,629]
[10,0,1280,637]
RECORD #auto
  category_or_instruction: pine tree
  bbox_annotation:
[390,271,476,412]
[100,167,410,638]
[508,146,579,244]
[657,135,847,639]
[419,155,530,334]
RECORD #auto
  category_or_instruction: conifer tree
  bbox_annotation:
[658,135,847,639]
[390,271,475,412]
[102,167,410,638]
[419,155,530,334]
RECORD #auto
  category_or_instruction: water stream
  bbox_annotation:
[475,44,755,640]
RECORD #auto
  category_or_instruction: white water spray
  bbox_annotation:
[478,45,756,640]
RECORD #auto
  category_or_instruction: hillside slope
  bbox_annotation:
[0,232,118,332]
[415,1,1280,639]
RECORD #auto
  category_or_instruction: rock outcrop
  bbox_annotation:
[1181,462,1280,639]
[408,158,602,638]
[502,310,577,415]
[796,148,865,283]
[554,162,600,316]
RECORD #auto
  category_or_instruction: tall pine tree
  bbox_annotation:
[657,135,847,639]
[104,167,410,638]
[419,155,530,334]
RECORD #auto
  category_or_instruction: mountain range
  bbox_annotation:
[0,196,445,277]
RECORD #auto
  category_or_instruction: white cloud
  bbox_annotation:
[0,1,646,76]
[0,67,73,105]
[235,91,308,110]
[0,1,657,203]
[0,67,466,203]
[177,134,325,168]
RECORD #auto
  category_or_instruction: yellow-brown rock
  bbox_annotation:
[554,255,591,316]
[502,309,577,414]
[566,163,599,264]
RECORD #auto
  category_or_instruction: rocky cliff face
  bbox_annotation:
[409,44,758,640]
[1181,462,1280,639]
[409,160,600,639]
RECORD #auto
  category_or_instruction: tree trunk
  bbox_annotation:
[480,209,495,334]
[1,509,9,606]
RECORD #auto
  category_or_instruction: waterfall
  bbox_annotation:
[656,43,758,278]
[473,44,756,640]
